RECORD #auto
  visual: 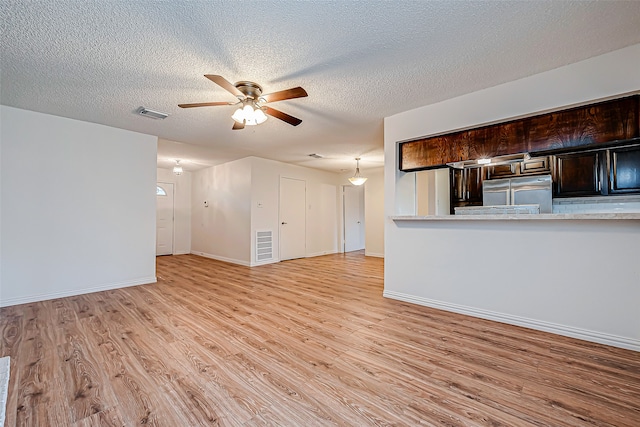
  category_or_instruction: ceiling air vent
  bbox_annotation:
[137,107,169,120]
[308,153,323,159]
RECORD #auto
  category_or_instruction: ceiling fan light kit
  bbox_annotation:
[349,158,367,186]
[231,102,267,126]
[179,75,307,130]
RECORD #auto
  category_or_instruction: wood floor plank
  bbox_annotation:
[79,313,178,426]
[71,406,127,427]
[14,302,70,426]
[1,251,639,426]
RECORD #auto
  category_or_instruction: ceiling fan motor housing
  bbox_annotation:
[234,81,263,101]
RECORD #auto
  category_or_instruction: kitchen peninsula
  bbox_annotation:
[392,212,640,220]
[383,44,640,352]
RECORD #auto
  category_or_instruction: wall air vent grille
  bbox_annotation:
[256,230,273,261]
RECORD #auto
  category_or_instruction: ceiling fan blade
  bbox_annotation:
[205,75,244,98]
[232,121,245,130]
[260,87,308,103]
[263,106,302,126]
[178,102,233,108]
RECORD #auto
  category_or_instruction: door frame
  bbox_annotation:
[279,176,307,261]
[156,181,175,256]
[342,184,365,253]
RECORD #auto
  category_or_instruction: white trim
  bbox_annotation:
[365,251,384,258]
[306,250,339,258]
[0,356,9,427]
[191,251,251,267]
[157,181,175,255]
[172,251,191,255]
[250,259,280,267]
[383,290,640,352]
[0,276,157,308]
[0,356,11,426]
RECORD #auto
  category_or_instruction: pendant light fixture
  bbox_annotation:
[173,159,183,176]
[348,157,367,186]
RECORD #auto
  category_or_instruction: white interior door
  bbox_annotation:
[280,177,306,260]
[343,185,365,252]
[156,183,174,256]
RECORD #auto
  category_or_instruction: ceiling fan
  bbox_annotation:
[179,75,308,130]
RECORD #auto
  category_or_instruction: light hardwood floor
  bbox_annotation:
[1,252,639,426]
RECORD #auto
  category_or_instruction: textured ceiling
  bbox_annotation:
[2,1,640,173]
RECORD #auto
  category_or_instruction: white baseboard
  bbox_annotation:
[383,290,640,352]
[172,251,191,255]
[250,259,279,267]
[0,356,8,427]
[306,250,338,258]
[365,252,384,258]
[191,251,251,267]
[0,276,157,308]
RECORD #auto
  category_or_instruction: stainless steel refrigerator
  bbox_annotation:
[482,174,553,213]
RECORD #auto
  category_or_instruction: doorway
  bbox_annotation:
[343,185,365,252]
[156,183,174,256]
[279,177,306,260]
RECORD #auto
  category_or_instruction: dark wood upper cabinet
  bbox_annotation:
[609,145,640,194]
[520,156,550,175]
[554,152,601,197]
[399,95,639,171]
[486,163,517,179]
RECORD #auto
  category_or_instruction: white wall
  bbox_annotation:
[0,106,157,307]
[190,156,343,266]
[191,157,252,265]
[384,44,640,350]
[415,169,449,216]
[157,168,191,255]
[250,157,342,264]
[364,168,384,257]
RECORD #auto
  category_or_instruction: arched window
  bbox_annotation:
[156,185,167,196]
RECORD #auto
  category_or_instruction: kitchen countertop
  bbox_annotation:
[391,212,640,221]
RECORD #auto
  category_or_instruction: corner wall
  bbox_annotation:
[190,156,345,266]
[0,106,157,307]
[384,44,640,350]
[250,157,343,265]
[191,158,252,265]
[364,168,384,257]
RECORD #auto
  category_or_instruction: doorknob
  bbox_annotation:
[281,222,287,225]
[357,221,361,224]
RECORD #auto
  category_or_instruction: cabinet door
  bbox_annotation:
[466,167,483,203]
[486,163,517,179]
[554,152,601,197]
[609,145,640,194]
[450,168,464,202]
[521,156,550,175]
